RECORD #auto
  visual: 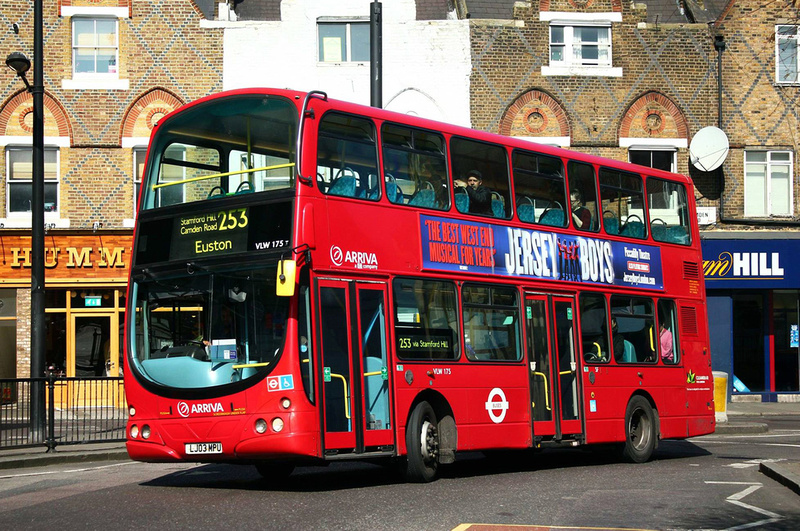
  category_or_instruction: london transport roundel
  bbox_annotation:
[485,388,509,424]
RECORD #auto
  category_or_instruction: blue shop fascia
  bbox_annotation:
[702,232,800,401]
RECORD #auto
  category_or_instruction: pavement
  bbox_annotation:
[1,401,798,495]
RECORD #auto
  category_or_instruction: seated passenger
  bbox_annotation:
[454,170,492,215]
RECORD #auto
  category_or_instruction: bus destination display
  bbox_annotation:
[171,208,249,260]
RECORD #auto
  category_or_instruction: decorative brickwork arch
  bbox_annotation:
[120,88,184,141]
[499,89,570,139]
[619,92,689,140]
[0,89,72,141]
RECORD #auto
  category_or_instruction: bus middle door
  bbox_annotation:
[317,279,394,457]
[525,293,583,443]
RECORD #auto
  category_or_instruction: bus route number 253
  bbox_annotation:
[217,208,248,231]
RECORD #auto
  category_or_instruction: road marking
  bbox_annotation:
[724,458,786,469]
[0,460,137,480]
[704,481,782,531]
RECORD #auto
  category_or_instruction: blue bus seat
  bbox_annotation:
[622,340,636,363]
[604,217,619,235]
[621,221,645,239]
[328,176,357,197]
[386,180,403,204]
[455,190,469,213]
[517,203,536,223]
[539,209,564,227]
[650,224,668,242]
[667,226,689,244]
[408,188,437,208]
[491,192,505,218]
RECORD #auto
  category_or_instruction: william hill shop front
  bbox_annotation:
[0,232,131,385]
[702,234,800,402]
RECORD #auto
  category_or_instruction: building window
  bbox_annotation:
[629,150,675,173]
[73,17,119,77]
[550,25,611,67]
[318,21,369,63]
[133,147,146,214]
[777,25,799,84]
[744,151,793,217]
[5,147,59,215]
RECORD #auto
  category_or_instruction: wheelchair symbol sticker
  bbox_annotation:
[267,375,294,392]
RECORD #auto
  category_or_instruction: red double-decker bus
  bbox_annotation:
[124,88,714,482]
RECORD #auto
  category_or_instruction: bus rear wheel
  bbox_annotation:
[621,396,656,463]
[404,401,439,482]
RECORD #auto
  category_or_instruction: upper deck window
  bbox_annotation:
[450,138,511,219]
[316,113,380,200]
[381,123,449,210]
[647,178,691,245]
[511,150,566,227]
[140,95,297,211]
[599,168,646,239]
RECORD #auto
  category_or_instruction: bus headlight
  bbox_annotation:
[141,425,151,439]
[129,406,136,417]
[255,418,268,434]
[280,398,291,410]
[130,425,139,438]
[271,417,284,433]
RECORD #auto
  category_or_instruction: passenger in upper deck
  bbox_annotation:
[454,170,493,215]
[570,188,592,230]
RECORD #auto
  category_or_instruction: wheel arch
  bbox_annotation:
[405,389,457,463]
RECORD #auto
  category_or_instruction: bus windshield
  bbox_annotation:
[140,94,298,211]
[130,266,289,390]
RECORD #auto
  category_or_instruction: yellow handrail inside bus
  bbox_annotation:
[231,362,270,369]
[363,371,382,377]
[531,371,551,411]
[328,373,351,420]
[649,326,655,353]
[152,162,295,189]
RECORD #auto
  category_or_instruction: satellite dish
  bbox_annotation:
[689,126,729,172]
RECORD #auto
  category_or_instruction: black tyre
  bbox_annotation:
[621,395,656,463]
[404,401,439,482]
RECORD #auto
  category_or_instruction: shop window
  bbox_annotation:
[777,25,799,84]
[318,20,369,63]
[580,293,609,363]
[744,151,793,217]
[462,284,520,361]
[0,289,16,379]
[610,296,656,364]
[6,147,59,215]
[393,278,459,360]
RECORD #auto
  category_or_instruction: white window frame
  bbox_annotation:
[744,150,794,217]
[317,18,370,64]
[4,146,60,217]
[541,12,622,77]
[776,25,799,84]
[61,7,129,90]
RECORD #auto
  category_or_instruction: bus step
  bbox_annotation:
[324,449,395,461]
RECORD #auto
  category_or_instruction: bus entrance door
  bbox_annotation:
[317,279,394,457]
[525,294,583,443]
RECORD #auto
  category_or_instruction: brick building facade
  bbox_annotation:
[0,0,222,379]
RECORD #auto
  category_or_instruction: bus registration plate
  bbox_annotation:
[185,442,222,454]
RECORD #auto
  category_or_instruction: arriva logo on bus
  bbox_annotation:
[330,245,378,270]
[177,401,224,417]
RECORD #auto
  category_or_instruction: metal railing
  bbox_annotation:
[0,375,127,450]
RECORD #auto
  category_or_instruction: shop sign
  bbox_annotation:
[10,246,126,269]
[702,239,798,288]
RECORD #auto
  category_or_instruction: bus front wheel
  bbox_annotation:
[404,401,439,482]
[621,396,656,463]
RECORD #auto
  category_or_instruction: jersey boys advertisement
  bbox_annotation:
[420,214,663,290]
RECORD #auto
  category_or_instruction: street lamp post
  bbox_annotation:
[5,0,46,442]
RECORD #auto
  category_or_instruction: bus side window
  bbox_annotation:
[393,278,459,360]
[316,112,380,201]
[647,178,691,245]
[462,284,521,362]
[381,123,449,210]
[450,137,511,219]
[511,149,567,227]
[611,296,656,364]
[579,293,609,362]
[600,168,646,239]
[658,299,679,364]
[567,161,599,232]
